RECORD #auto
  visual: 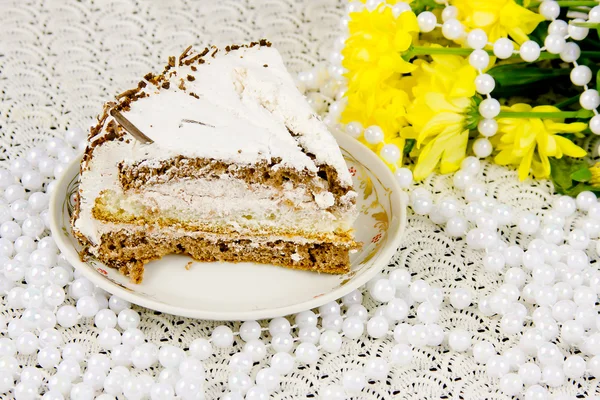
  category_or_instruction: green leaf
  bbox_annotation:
[570,167,592,182]
[597,68,600,92]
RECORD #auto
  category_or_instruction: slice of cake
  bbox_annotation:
[71,40,358,283]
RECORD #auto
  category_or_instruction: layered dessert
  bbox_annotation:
[71,40,358,283]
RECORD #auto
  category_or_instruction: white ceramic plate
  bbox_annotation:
[50,133,406,320]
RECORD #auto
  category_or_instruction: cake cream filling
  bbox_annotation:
[76,138,355,246]
[95,177,355,237]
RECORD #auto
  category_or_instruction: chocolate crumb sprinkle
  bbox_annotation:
[168,56,176,67]
[161,81,170,89]
[187,74,195,82]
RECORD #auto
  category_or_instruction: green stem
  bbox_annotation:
[555,95,582,109]
[405,46,492,58]
[530,0,600,6]
[497,110,594,119]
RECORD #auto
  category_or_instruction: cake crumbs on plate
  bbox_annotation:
[185,261,193,270]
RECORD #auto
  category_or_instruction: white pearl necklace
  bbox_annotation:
[1,123,599,398]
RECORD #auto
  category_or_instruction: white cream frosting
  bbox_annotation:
[75,44,356,246]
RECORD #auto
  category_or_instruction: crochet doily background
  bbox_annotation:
[1,0,598,398]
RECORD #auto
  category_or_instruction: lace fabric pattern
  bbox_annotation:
[0,0,599,399]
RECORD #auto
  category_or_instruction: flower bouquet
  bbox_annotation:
[325,0,600,196]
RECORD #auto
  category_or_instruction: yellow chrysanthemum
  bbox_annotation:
[494,104,587,181]
[341,5,419,165]
[406,54,478,180]
[343,8,419,89]
[452,0,545,44]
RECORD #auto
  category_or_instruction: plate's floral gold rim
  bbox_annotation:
[59,146,393,300]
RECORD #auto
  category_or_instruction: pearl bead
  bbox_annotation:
[549,19,568,36]
[540,0,560,19]
[295,310,317,327]
[363,125,384,144]
[542,364,565,387]
[294,342,319,364]
[416,301,439,324]
[345,122,363,139]
[271,333,293,353]
[370,279,395,302]
[571,65,592,86]
[524,385,549,400]
[560,42,581,63]
[449,288,472,309]
[409,279,430,302]
[563,355,586,379]
[573,286,595,307]
[394,168,413,189]
[271,352,294,375]
[581,89,600,110]
[319,385,345,400]
[545,34,566,54]
[38,346,61,369]
[504,347,526,370]
[76,296,99,318]
[254,367,280,393]
[56,305,78,328]
[364,357,389,381]
[239,320,261,342]
[346,304,368,321]
[471,136,493,159]
[380,144,400,164]
[477,118,498,137]
[568,19,589,40]
[473,341,495,364]
[417,11,437,33]
[445,216,467,237]
[108,295,130,313]
[537,342,563,365]
[174,376,204,400]
[467,29,487,49]
[500,313,524,334]
[448,329,471,352]
[493,38,514,59]
[392,2,411,17]
[518,212,540,235]
[319,330,342,353]
[388,343,413,366]
[131,343,158,369]
[14,381,39,400]
[298,326,320,344]
[483,251,505,272]
[412,196,433,215]
[478,98,501,119]
[178,357,205,380]
[561,320,585,345]
[117,309,140,330]
[342,316,364,339]
[229,352,253,373]
[442,19,464,40]
[470,50,490,71]
[576,191,596,211]
[519,40,541,62]
[453,170,473,189]
[150,382,174,400]
[486,355,510,378]
[342,290,363,305]
[159,345,185,369]
[98,328,121,350]
[342,369,366,393]
[406,324,428,347]
[366,316,389,338]
[499,373,523,396]
[243,339,267,362]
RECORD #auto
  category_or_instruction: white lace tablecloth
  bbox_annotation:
[1,0,599,399]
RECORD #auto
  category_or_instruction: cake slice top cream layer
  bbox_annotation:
[83,41,352,188]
